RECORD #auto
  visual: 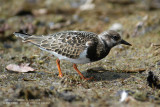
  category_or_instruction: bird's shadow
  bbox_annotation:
[81,67,133,81]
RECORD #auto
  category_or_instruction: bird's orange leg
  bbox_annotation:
[56,59,63,78]
[73,64,93,80]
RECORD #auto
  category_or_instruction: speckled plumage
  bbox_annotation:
[14,31,99,62]
[43,31,99,59]
[14,30,132,63]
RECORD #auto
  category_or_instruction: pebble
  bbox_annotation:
[157,61,160,65]
[103,17,110,23]
[50,86,55,90]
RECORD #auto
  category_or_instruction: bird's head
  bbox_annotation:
[98,30,132,47]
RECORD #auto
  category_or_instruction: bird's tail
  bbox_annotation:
[13,32,31,41]
[13,32,45,46]
[13,32,52,50]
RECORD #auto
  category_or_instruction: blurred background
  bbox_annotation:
[0,0,160,41]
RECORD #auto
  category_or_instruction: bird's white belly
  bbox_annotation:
[49,49,91,64]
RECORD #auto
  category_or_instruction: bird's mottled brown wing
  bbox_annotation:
[25,31,98,59]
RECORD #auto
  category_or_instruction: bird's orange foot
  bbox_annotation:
[56,59,63,78]
[73,64,94,81]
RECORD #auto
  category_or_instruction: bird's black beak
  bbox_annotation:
[120,39,132,46]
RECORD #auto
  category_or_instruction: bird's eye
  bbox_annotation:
[112,36,120,41]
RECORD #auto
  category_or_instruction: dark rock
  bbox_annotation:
[147,71,160,89]
[15,10,33,16]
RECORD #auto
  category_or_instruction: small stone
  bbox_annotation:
[50,86,55,90]
[157,61,160,65]
[103,17,110,23]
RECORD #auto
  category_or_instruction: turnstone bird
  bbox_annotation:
[13,30,131,80]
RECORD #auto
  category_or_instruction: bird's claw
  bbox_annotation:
[58,74,63,78]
